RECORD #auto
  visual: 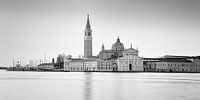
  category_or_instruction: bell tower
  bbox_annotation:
[84,14,92,58]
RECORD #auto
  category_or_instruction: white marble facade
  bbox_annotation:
[117,46,143,71]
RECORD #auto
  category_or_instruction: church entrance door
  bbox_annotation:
[129,64,132,71]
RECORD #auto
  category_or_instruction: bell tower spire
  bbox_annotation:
[84,14,93,58]
[86,14,91,29]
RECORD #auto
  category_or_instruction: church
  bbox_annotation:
[63,15,144,72]
[37,15,200,72]
[97,37,143,71]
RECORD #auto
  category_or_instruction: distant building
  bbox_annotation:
[84,58,98,71]
[143,56,200,72]
[64,58,84,72]
[38,63,54,70]
[29,60,34,67]
[64,57,99,72]
[144,61,192,72]
[97,59,117,71]
[37,58,55,70]
[188,56,200,72]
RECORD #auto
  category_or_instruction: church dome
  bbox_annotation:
[112,37,124,51]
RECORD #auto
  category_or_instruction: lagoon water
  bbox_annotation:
[0,70,200,100]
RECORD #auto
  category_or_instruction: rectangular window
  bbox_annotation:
[101,62,103,66]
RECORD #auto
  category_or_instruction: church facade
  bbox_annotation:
[116,45,143,71]
[98,38,143,71]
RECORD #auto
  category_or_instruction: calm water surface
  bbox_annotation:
[0,70,200,100]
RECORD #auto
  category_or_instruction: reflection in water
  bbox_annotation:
[113,73,122,100]
[84,72,92,100]
[1,71,200,100]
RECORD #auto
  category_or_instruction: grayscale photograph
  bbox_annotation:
[0,0,200,100]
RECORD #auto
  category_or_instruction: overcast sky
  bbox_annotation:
[0,0,200,66]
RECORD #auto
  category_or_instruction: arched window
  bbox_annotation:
[88,32,91,36]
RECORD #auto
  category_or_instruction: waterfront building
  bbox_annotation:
[143,56,200,72]
[84,58,98,71]
[116,45,143,71]
[144,61,193,72]
[97,37,124,72]
[188,56,200,72]
[64,59,84,72]
[37,58,55,70]
[64,58,98,72]
[97,37,143,71]
[97,59,117,71]
[38,63,55,70]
